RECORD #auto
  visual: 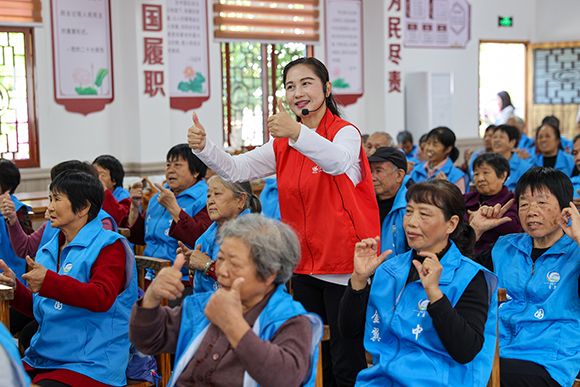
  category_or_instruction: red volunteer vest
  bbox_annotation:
[273,109,380,274]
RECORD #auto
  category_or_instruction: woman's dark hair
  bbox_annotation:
[167,144,207,181]
[535,122,562,150]
[50,171,103,222]
[406,180,475,257]
[497,91,513,110]
[93,155,125,188]
[282,57,341,118]
[541,115,560,130]
[397,130,413,145]
[573,134,580,144]
[515,167,573,210]
[0,159,20,194]
[494,124,520,145]
[419,133,429,145]
[50,160,98,181]
[426,126,460,162]
[473,152,510,180]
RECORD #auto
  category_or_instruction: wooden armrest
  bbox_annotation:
[135,256,172,272]
[498,288,507,303]
[0,285,14,301]
[118,227,131,238]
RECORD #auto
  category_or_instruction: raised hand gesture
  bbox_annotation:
[21,256,48,293]
[468,198,515,241]
[412,251,443,303]
[267,100,301,141]
[142,254,186,308]
[154,183,181,221]
[187,112,207,151]
[205,277,249,347]
[1,192,17,226]
[561,202,580,245]
[351,237,391,290]
[0,259,16,288]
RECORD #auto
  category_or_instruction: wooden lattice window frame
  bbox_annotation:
[0,27,39,168]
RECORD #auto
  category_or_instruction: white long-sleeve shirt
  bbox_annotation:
[194,123,362,185]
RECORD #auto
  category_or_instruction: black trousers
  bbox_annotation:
[500,358,560,387]
[292,274,366,387]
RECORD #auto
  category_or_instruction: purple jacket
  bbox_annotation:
[464,186,523,256]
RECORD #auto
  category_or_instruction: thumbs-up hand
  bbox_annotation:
[188,112,207,151]
[1,193,17,226]
[21,256,48,293]
[267,99,301,141]
[205,277,247,345]
[141,253,186,309]
[0,259,16,288]
[154,183,181,221]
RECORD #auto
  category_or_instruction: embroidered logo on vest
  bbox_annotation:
[412,324,423,340]
[370,327,381,342]
[545,271,560,290]
[311,165,322,174]
[416,299,429,317]
[534,308,545,320]
[371,310,380,324]
[54,301,63,310]
[63,263,73,273]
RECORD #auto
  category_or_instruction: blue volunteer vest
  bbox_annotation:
[144,181,207,266]
[505,153,532,191]
[571,175,580,199]
[112,186,130,202]
[492,233,580,387]
[410,158,466,187]
[517,134,535,152]
[39,209,117,252]
[259,178,281,221]
[531,150,575,176]
[358,242,498,386]
[379,184,408,256]
[0,196,30,280]
[192,208,251,293]
[0,323,30,387]
[169,284,323,387]
[24,217,138,386]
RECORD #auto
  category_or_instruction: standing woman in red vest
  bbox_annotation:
[188,57,379,386]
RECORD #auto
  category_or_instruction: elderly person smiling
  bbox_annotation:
[130,214,323,387]
[180,175,261,293]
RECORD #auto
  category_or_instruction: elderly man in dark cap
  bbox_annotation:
[368,147,411,255]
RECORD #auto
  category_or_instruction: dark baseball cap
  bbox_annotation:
[367,147,408,173]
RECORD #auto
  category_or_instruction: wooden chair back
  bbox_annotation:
[487,288,507,387]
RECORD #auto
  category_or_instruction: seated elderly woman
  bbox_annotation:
[0,159,33,281]
[130,214,322,387]
[127,144,211,271]
[93,154,131,225]
[339,180,497,386]
[531,121,575,176]
[0,170,137,387]
[465,152,522,258]
[180,175,261,293]
[470,167,580,387]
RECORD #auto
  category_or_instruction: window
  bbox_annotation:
[0,28,38,167]
[221,42,312,148]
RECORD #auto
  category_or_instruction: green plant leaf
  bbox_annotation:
[332,78,350,89]
[178,81,191,92]
[94,68,109,87]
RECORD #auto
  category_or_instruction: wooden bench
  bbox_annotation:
[0,284,14,329]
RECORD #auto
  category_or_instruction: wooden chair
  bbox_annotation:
[0,284,14,329]
[487,288,507,387]
[315,325,331,387]
[126,255,173,387]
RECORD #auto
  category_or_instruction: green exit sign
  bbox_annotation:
[498,16,513,27]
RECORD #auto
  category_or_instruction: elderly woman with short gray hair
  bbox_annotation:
[129,214,323,387]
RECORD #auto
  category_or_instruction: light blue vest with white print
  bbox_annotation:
[0,322,30,387]
[260,177,281,221]
[410,158,466,187]
[144,181,207,268]
[168,284,323,387]
[113,186,131,202]
[39,208,117,253]
[24,217,138,386]
[0,195,31,280]
[193,208,251,293]
[358,242,498,387]
[571,175,580,199]
[379,184,408,256]
[531,150,575,176]
[492,233,580,387]
[505,153,532,191]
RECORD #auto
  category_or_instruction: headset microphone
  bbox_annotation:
[301,108,310,116]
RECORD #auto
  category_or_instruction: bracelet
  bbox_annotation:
[202,260,213,275]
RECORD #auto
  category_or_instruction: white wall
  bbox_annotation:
[26,0,580,171]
